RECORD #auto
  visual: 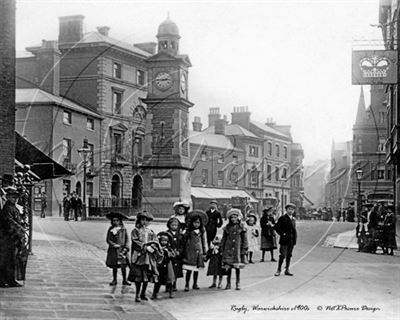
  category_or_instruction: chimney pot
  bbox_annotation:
[58,15,85,44]
[97,26,110,37]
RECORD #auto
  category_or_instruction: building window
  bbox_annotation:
[379,111,386,124]
[267,142,272,156]
[230,171,238,185]
[201,151,207,161]
[113,62,122,79]
[251,171,259,188]
[217,154,224,163]
[217,171,224,187]
[112,90,123,114]
[357,138,362,152]
[137,70,145,86]
[87,143,94,167]
[275,166,280,181]
[249,145,259,157]
[86,181,94,197]
[113,133,123,157]
[267,165,272,181]
[63,138,72,163]
[377,167,385,180]
[275,144,280,157]
[283,146,288,159]
[201,169,208,185]
[63,110,72,125]
[87,118,94,131]
[388,169,392,180]
[378,137,385,152]
[282,168,287,179]
[136,137,143,157]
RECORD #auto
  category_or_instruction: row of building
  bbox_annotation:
[15,14,305,217]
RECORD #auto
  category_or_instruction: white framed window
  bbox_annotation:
[63,110,72,125]
[249,145,259,157]
[137,69,146,86]
[112,90,123,114]
[113,62,122,79]
[86,118,94,131]
[201,151,207,161]
[275,144,280,157]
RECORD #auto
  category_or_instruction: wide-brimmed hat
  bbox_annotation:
[227,208,243,220]
[173,201,190,209]
[167,217,180,228]
[157,231,173,243]
[263,206,273,214]
[105,212,129,221]
[4,186,19,195]
[246,212,257,222]
[285,203,296,210]
[209,199,218,205]
[137,210,154,221]
[186,209,208,226]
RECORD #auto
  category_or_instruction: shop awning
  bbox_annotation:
[15,132,72,180]
[191,187,258,203]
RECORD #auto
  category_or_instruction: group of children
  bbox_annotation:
[105,204,269,302]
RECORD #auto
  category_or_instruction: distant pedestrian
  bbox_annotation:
[245,212,259,264]
[182,210,208,292]
[76,195,83,221]
[383,206,397,255]
[221,208,248,290]
[260,207,277,262]
[274,203,297,276]
[205,200,223,247]
[166,217,184,291]
[128,211,162,302]
[151,232,176,300]
[105,212,130,287]
[70,193,78,221]
[205,235,225,289]
[40,192,47,218]
[63,194,71,221]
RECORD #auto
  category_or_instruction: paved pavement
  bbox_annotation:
[1,217,399,320]
[0,230,176,320]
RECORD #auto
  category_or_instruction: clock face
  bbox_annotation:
[180,73,186,94]
[155,72,173,90]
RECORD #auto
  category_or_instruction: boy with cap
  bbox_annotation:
[205,200,223,247]
[273,203,297,276]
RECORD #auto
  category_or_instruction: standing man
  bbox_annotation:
[273,203,297,276]
[70,193,78,221]
[76,195,83,221]
[40,192,47,218]
[205,200,223,246]
[0,187,25,287]
[63,194,71,221]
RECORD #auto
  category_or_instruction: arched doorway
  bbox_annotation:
[76,181,81,197]
[111,174,122,199]
[132,174,143,209]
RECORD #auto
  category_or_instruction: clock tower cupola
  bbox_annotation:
[157,14,180,56]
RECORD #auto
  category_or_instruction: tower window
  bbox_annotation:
[113,62,122,79]
[137,70,145,86]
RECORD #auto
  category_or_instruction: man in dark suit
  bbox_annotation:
[273,203,297,276]
[205,200,223,246]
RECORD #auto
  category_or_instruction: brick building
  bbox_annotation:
[352,86,393,212]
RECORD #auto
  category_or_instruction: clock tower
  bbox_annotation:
[141,16,193,217]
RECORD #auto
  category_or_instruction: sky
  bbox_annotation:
[15,0,382,165]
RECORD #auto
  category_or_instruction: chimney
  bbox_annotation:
[97,26,110,37]
[231,106,251,129]
[58,15,85,44]
[265,117,275,126]
[192,116,203,132]
[208,107,221,127]
[134,42,157,55]
[36,40,61,95]
[214,118,226,135]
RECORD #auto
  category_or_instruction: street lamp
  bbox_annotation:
[78,138,91,221]
[356,168,363,220]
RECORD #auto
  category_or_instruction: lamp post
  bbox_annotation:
[78,138,91,221]
[356,168,363,221]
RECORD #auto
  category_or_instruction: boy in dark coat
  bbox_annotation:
[274,203,297,276]
[205,200,223,247]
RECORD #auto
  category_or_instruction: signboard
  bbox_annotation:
[352,50,397,84]
[153,177,171,189]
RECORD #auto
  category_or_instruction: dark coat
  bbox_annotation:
[105,226,129,268]
[383,213,397,249]
[221,223,248,268]
[167,229,184,278]
[205,209,223,243]
[183,229,208,268]
[260,214,277,250]
[157,246,176,285]
[274,214,297,246]
[206,245,226,276]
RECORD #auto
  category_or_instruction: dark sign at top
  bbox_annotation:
[352,50,397,85]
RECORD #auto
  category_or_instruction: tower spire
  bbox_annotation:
[355,86,367,125]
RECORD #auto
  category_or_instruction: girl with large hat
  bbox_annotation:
[128,210,163,302]
[105,212,130,287]
[171,201,190,231]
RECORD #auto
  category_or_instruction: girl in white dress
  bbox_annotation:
[246,213,260,264]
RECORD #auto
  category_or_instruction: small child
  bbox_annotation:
[205,235,225,289]
[128,211,162,302]
[221,208,248,290]
[171,201,190,231]
[151,232,176,299]
[246,213,260,264]
[166,217,184,291]
[182,210,208,291]
[105,212,130,286]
